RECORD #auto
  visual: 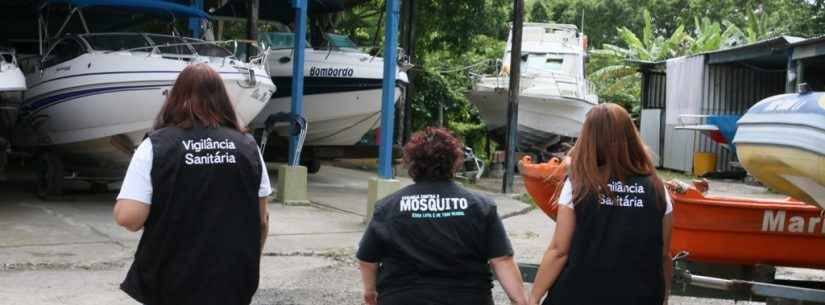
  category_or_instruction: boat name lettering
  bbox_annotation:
[763,98,805,112]
[309,67,354,78]
[762,210,824,234]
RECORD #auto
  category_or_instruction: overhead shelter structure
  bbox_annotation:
[790,36,825,90]
[636,36,805,174]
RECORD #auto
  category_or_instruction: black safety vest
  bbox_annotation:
[547,176,666,305]
[121,126,263,305]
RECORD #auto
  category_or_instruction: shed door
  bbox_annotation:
[663,124,695,172]
[640,109,662,167]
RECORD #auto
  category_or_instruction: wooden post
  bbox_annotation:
[401,0,416,144]
[502,0,524,193]
[246,0,259,60]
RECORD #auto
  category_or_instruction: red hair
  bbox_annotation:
[403,127,464,182]
[569,103,664,207]
[154,64,242,131]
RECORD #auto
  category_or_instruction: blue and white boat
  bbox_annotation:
[15,0,275,172]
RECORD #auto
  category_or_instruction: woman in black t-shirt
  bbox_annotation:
[529,103,673,305]
[357,127,528,305]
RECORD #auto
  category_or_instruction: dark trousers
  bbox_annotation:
[378,289,494,305]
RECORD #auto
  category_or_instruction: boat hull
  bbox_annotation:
[17,53,274,170]
[733,92,825,208]
[467,83,592,151]
[669,183,825,269]
[520,164,825,269]
[254,48,406,146]
[253,88,401,146]
[0,66,26,91]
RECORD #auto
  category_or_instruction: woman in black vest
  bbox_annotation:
[357,127,528,305]
[113,64,271,305]
[529,103,673,305]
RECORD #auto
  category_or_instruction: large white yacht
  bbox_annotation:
[468,23,597,154]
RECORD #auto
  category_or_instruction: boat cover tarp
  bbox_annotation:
[41,0,209,18]
[212,0,365,23]
[707,115,740,148]
[665,55,704,125]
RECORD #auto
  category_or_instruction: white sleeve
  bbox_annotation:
[257,147,273,197]
[557,178,574,209]
[117,138,153,205]
[664,185,673,215]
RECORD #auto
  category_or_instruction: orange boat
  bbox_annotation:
[520,157,825,269]
[668,181,825,269]
[518,156,567,220]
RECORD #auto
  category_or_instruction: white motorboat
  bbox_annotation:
[14,0,275,182]
[252,32,408,146]
[468,23,597,154]
[0,48,26,92]
[0,47,26,178]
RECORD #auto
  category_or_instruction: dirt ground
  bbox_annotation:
[0,163,822,305]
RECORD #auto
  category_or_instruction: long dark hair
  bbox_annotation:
[569,103,663,206]
[154,63,242,131]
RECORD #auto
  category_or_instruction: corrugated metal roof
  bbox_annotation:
[789,35,825,47]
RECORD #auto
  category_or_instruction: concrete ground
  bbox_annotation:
[0,163,820,305]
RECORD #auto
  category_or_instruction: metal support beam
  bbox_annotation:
[400,0,415,144]
[502,0,524,193]
[189,0,204,38]
[786,52,797,93]
[289,0,308,165]
[378,0,401,179]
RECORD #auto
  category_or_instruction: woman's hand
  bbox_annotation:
[363,289,377,305]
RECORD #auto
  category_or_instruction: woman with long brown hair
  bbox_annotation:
[529,103,673,305]
[113,63,272,305]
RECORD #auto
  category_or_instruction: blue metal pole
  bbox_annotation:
[378,0,400,179]
[289,0,308,165]
[188,0,203,38]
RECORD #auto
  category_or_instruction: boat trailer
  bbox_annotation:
[517,252,825,304]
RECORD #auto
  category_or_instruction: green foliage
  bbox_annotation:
[528,1,551,23]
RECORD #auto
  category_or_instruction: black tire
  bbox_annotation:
[89,182,109,193]
[36,151,64,197]
[303,159,321,174]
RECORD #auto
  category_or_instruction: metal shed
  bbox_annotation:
[637,36,805,174]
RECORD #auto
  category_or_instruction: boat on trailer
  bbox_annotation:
[252,31,409,147]
[13,0,275,194]
[733,87,825,209]
[468,23,597,155]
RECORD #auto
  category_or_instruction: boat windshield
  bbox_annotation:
[145,34,193,55]
[259,32,300,50]
[1,53,12,64]
[323,34,361,52]
[79,33,233,58]
[183,38,233,58]
[83,33,152,52]
[522,53,579,76]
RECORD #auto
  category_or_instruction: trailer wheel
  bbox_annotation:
[89,182,109,193]
[303,159,321,174]
[36,151,64,197]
